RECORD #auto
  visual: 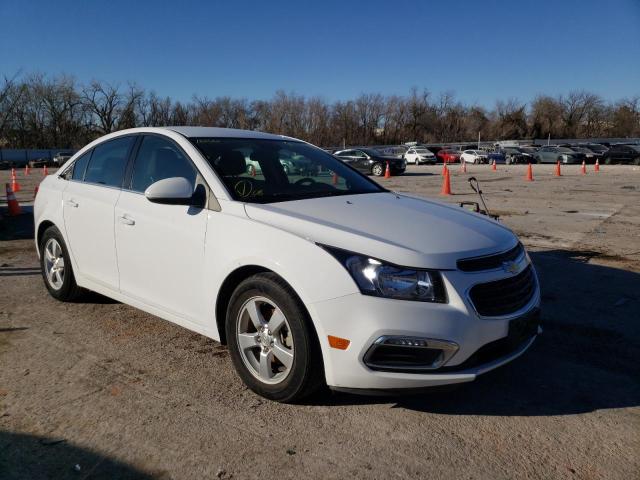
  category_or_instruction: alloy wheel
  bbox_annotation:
[44,238,65,290]
[236,296,294,385]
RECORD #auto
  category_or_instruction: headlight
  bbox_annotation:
[321,246,447,302]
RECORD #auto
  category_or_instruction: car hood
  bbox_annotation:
[244,192,517,269]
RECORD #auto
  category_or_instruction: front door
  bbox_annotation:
[114,135,208,323]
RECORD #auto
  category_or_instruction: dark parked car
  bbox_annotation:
[487,151,507,164]
[333,148,406,176]
[500,147,535,164]
[579,143,609,155]
[568,146,602,164]
[601,144,640,165]
[534,146,585,164]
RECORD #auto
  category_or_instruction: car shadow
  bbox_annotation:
[0,431,163,479]
[0,209,34,241]
[316,249,640,416]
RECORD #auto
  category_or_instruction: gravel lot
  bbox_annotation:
[1,164,639,479]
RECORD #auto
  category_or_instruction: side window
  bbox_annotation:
[71,151,92,181]
[84,137,134,188]
[130,135,197,193]
[352,150,366,158]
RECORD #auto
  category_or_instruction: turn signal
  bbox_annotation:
[328,335,350,350]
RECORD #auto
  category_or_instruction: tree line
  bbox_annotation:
[0,73,638,150]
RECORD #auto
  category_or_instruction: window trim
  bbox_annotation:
[123,132,205,194]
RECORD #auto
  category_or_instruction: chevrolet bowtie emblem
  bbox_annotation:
[502,261,520,274]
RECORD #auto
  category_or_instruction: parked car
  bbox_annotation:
[500,147,534,164]
[333,148,406,176]
[34,126,540,402]
[460,150,489,164]
[568,146,602,164]
[436,149,462,164]
[53,151,75,166]
[534,146,585,164]
[578,143,608,155]
[404,146,436,165]
[28,157,52,168]
[487,151,507,164]
[601,144,640,165]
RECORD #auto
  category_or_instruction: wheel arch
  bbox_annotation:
[36,220,56,254]
[214,265,322,349]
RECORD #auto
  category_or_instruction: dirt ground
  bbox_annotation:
[1,163,639,479]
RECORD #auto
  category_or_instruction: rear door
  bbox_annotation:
[62,136,135,290]
[114,134,209,323]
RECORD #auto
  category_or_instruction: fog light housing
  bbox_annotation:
[363,336,458,372]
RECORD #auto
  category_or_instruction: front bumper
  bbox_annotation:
[310,264,541,390]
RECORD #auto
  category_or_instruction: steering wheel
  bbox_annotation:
[294,177,318,186]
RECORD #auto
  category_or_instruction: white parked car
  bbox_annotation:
[35,127,541,402]
[461,150,489,164]
[404,147,436,165]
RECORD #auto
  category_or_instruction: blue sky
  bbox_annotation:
[1,0,639,107]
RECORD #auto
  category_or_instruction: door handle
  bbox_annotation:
[119,215,135,226]
[66,199,79,208]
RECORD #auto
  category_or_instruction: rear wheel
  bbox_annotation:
[226,273,324,402]
[605,156,612,165]
[39,226,82,301]
[634,157,640,166]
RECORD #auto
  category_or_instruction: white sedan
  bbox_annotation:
[461,150,489,164]
[404,147,436,165]
[35,127,540,402]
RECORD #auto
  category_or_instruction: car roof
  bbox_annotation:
[163,126,292,140]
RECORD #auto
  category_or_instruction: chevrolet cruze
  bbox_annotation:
[35,127,541,402]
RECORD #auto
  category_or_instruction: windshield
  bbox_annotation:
[556,147,575,153]
[189,137,384,203]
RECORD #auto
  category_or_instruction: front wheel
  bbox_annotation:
[39,226,83,301]
[372,163,384,176]
[226,273,324,402]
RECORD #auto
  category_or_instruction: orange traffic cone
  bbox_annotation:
[24,165,30,176]
[460,161,467,173]
[5,183,22,216]
[580,160,586,175]
[491,160,497,171]
[440,166,452,195]
[332,172,339,185]
[594,159,600,172]
[554,161,561,176]
[384,161,391,179]
[43,165,49,176]
[10,168,20,192]
[525,163,534,181]
[250,165,256,177]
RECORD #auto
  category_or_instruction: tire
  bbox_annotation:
[372,163,384,176]
[605,156,612,165]
[634,157,640,166]
[39,226,83,301]
[414,158,419,165]
[226,272,324,402]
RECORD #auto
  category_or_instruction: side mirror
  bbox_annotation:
[145,177,194,205]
